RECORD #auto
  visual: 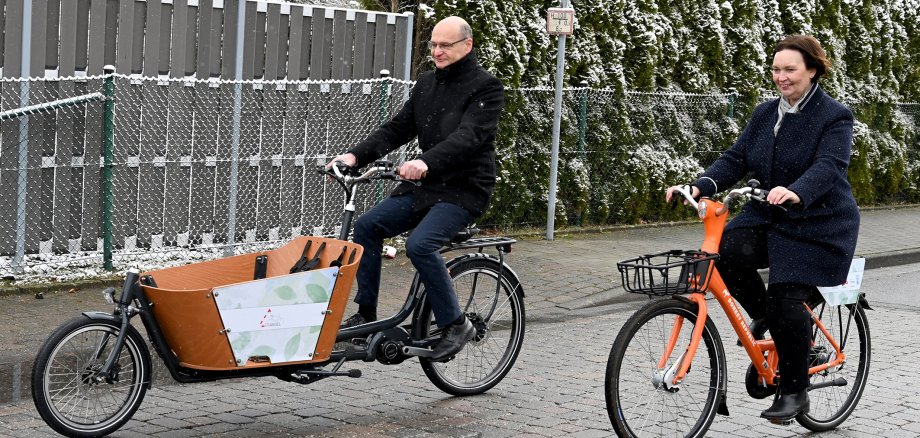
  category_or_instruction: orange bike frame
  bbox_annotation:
[660,198,846,386]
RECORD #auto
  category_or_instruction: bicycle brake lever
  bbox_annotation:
[395,176,422,186]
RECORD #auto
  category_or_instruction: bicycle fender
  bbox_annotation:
[445,253,525,298]
[856,292,872,310]
[82,311,120,323]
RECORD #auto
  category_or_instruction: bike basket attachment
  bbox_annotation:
[617,250,719,296]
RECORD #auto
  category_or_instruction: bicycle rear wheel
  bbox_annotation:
[605,298,726,438]
[413,255,525,396]
[796,302,870,431]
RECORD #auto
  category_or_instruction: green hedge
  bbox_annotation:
[480,91,920,229]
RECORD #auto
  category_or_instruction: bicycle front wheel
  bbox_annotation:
[796,302,870,431]
[606,298,726,438]
[32,316,151,437]
[414,255,526,396]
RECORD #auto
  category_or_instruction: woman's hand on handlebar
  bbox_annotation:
[665,185,700,204]
[766,186,800,206]
[399,159,429,180]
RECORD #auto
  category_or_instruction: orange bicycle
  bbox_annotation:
[605,180,871,437]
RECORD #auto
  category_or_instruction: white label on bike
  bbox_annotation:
[213,267,339,365]
[817,257,864,306]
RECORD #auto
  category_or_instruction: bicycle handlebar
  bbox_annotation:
[321,160,420,187]
[673,179,770,216]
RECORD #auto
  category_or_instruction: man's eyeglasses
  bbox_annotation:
[427,38,469,51]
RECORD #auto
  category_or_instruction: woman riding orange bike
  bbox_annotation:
[666,34,859,422]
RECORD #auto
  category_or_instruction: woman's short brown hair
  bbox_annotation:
[774,35,832,83]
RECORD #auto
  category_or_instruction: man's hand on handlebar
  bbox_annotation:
[766,185,800,206]
[399,159,429,180]
[665,185,700,204]
[325,153,357,169]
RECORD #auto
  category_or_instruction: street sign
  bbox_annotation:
[546,7,575,36]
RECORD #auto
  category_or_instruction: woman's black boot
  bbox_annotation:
[761,390,809,422]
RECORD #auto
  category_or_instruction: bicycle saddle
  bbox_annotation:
[451,226,480,244]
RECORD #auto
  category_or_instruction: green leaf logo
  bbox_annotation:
[305,284,329,303]
[285,334,301,360]
[250,345,276,357]
[274,285,295,301]
[230,332,252,351]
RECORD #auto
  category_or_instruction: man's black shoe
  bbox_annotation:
[340,313,374,329]
[429,319,475,362]
[761,390,809,422]
[738,318,767,346]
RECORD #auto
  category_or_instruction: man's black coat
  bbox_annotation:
[349,53,504,218]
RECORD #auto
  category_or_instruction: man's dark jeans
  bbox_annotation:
[352,194,473,327]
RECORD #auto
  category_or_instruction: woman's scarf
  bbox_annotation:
[775,83,819,135]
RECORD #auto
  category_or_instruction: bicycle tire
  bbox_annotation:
[32,316,151,438]
[796,302,870,431]
[413,255,525,396]
[605,298,726,438]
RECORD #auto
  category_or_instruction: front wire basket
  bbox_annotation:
[616,250,719,296]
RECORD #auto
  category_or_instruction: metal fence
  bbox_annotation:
[1,74,918,282]
[0,73,414,280]
[0,0,414,81]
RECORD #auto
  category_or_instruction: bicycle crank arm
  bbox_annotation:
[402,346,437,358]
[807,377,848,391]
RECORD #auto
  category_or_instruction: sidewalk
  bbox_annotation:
[1,205,918,404]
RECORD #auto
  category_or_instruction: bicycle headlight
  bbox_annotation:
[102,287,117,304]
[697,201,707,218]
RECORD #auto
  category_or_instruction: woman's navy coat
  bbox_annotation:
[693,86,860,287]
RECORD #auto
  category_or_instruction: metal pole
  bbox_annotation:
[726,87,737,118]
[13,0,33,273]
[545,0,569,241]
[102,66,116,271]
[402,12,414,82]
[376,69,391,204]
[577,80,588,160]
[226,0,246,256]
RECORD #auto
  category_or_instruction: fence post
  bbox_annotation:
[12,0,34,274]
[726,87,737,118]
[226,0,247,257]
[546,0,571,241]
[102,65,116,271]
[376,69,391,203]
[577,81,588,161]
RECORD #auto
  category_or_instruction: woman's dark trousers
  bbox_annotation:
[717,226,814,394]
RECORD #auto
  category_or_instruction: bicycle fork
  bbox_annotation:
[657,293,708,387]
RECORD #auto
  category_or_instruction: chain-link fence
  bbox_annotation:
[2,74,918,282]
[484,87,740,228]
[0,74,415,281]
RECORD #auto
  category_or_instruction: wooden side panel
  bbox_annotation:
[140,236,362,369]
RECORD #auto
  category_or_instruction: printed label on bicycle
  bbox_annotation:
[213,267,339,365]
[816,257,864,306]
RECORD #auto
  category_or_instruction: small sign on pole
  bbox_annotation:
[547,7,575,36]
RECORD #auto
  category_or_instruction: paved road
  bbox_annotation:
[1,264,917,437]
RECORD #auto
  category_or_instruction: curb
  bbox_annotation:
[0,276,123,298]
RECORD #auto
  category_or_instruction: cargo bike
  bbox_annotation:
[32,160,526,437]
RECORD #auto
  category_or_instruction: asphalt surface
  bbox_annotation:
[1,205,918,436]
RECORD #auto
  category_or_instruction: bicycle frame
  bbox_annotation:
[660,191,849,389]
[85,162,520,385]
[325,162,517,345]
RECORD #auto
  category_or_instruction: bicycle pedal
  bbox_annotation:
[769,418,795,426]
